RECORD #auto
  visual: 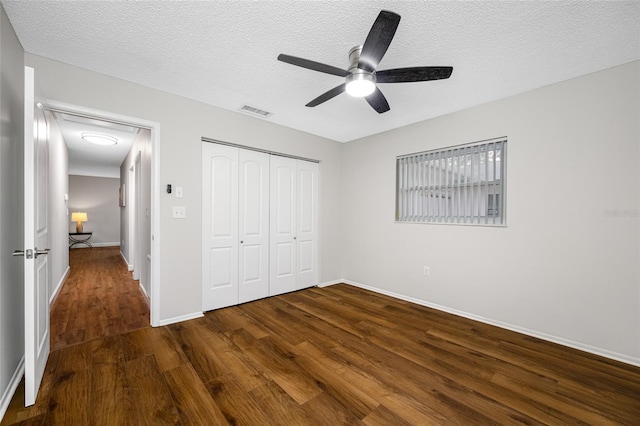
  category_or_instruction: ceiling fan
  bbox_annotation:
[277,10,453,114]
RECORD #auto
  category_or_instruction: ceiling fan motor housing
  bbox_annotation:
[346,45,376,97]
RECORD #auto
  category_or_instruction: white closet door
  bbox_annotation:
[296,161,318,290]
[202,144,239,311]
[238,150,270,303]
[269,156,297,296]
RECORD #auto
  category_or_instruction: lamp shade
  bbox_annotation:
[71,212,88,222]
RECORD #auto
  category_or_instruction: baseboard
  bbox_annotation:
[139,282,150,307]
[340,279,640,367]
[94,242,120,247]
[119,251,133,271]
[0,356,24,422]
[71,242,120,249]
[317,279,341,288]
[49,266,70,305]
[155,311,203,327]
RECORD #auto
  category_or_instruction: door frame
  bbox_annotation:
[133,151,142,281]
[128,163,135,273]
[44,100,162,326]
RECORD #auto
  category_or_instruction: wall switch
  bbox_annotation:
[172,206,186,219]
[175,186,183,198]
[423,266,430,276]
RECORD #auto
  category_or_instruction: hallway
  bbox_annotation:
[50,247,150,351]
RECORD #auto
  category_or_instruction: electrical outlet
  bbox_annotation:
[423,266,430,276]
[172,206,186,219]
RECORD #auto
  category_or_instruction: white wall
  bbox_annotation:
[46,111,69,301]
[341,61,640,364]
[25,53,344,324]
[0,3,24,418]
[68,175,120,246]
[120,128,151,296]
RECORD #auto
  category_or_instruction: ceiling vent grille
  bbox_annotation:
[239,105,273,118]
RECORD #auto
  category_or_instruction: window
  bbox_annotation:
[396,137,507,225]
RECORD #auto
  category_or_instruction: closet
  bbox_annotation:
[202,142,318,311]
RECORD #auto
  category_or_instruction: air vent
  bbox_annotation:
[239,105,273,118]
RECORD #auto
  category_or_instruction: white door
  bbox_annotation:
[296,161,318,290]
[269,156,297,296]
[202,143,239,311]
[23,67,50,406]
[238,150,270,303]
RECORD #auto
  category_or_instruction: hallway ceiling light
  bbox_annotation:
[81,132,118,145]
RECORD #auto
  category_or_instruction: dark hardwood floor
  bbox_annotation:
[50,247,150,351]
[3,253,639,424]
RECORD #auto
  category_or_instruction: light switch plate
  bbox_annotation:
[175,187,183,198]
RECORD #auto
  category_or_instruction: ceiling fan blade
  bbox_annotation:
[376,66,453,83]
[358,10,401,73]
[365,88,390,113]
[306,83,346,107]
[278,54,349,77]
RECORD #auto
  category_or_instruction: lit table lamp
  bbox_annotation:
[71,212,88,233]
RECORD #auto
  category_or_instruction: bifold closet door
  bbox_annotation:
[202,143,239,311]
[295,160,318,290]
[203,143,270,311]
[238,150,270,303]
[270,156,318,296]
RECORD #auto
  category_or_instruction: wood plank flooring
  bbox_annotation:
[3,252,640,424]
[50,247,150,351]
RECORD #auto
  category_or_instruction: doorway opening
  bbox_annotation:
[44,101,160,334]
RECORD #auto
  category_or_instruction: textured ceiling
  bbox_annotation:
[4,1,640,143]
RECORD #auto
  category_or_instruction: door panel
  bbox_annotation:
[202,144,238,311]
[241,245,262,282]
[296,161,318,289]
[24,66,50,406]
[210,247,233,288]
[298,241,313,273]
[269,156,297,296]
[238,150,269,303]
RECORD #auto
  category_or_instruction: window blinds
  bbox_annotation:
[396,138,507,225]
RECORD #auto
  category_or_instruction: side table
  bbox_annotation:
[69,232,93,249]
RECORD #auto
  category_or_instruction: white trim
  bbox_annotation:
[70,242,120,249]
[150,125,160,327]
[317,279,341,288]
[139,282,150,307]
[43,100,161,328]
[155,311,203,327]
[93,242,120,247]
[341,279,640,367]
[120,250,132,271]
[0,357,24,421]
[49,266,70,305]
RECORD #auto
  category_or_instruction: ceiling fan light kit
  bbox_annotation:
[345,45,376,97]
[278,10,453,113]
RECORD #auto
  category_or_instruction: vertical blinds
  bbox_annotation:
[396,138,507,225]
